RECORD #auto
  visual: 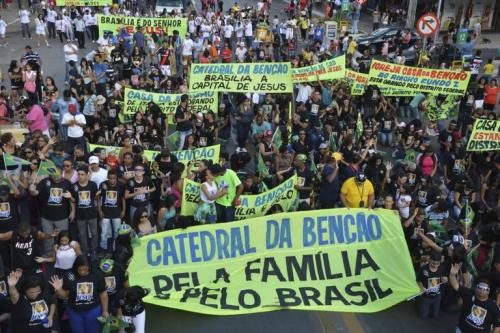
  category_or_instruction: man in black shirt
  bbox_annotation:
[0,182,20,269]
[450,264,500,333]
[97,170,125,253]
[71,165,99,256]
[174,94,192,150]
[416,251,447,319]
[293,154,314,206]
[125,162,155,221]
[30,173,74,256]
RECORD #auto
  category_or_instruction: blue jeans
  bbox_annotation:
[100,218,121,250]
[67,305,102,333]
[379,132,393,146]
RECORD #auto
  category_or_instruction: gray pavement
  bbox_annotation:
[0,1,498,332]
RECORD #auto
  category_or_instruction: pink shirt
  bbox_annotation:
[26,105,48,132]
[420,155,435,177]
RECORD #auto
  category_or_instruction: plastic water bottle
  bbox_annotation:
[40,314,50,328]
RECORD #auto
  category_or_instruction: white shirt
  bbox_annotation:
[182,38,194,56]
[74,19,85,32]
[89,15,97,26]
[235,47,247,62]
[62,112,86,138]
[223,24,234,38]
[0,19,6,31]
[296,84,313,103]
[19,10,30,24]
[244,21,253,36]
[47,9,56,23]
[90,167,108,188]
[200,181,218,204]
[83,14,92,26]
[63,43,79,62]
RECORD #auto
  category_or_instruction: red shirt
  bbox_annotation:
[484,85,500,105]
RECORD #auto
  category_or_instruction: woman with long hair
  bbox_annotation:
[35,13,50,47]
[8,60,23,105]
[50,255,109,333]
[23,63,38,105]
[132,207,156,238]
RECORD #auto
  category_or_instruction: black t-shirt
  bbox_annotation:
[0,196,19,233]
[63,272,105,311]
[127,178,154,208]
[295,167,314,199]
[11,293,54,333]
[458,286,500,333]
[99,181,125,219]
[37,178,72,221]
[416,185,439,208]
[10,230,40,273]
[417,263,446,298]
[71,181,98,220]
[175,105,192,132]
[115,286,147,316]
[98,264,126,297]
[438,129,453,152]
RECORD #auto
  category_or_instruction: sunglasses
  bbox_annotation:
[135,169,144,172]
[140,215,148,219]
[477,285,490,292]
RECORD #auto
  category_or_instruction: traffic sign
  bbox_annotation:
[416,13,440,37]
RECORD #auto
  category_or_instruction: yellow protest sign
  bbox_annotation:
[123,88,218,124]
[467,119,500,151]
[346,70,368,96]
[367,60,471,96]
[128,209,420,314]
[88,144,220,166]
[181,176,297,219]
[56,0,110,5]
[291,55,346,83]
[189,63,293,93]
[98,15,188,37]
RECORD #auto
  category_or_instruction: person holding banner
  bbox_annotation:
[195,168,227,224]
[210,164,242,223]
[416,251,447,319]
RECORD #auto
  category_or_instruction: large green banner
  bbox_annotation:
[88,144,220,166]
[291,55,346,83]
[128,209,420,314]
[367,60,471,96]
[123,88,218,124]
[56,0,110,6]
[467,119,500,151]
[181,175,297,220]
[189,63,293,93]
[98,15,187,37]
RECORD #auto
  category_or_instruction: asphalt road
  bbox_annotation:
[0,1,497,332]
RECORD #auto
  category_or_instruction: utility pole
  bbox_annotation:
[406,0,418,29]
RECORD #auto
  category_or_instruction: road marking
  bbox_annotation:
[316,312,339,332]
[341,313,364,333]
[7,18,20,26]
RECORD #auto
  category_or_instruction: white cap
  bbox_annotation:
[89,156,99,164]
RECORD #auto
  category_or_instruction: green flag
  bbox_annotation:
[329,132,337,152]
[257,153,269,178]
[168,131,180,150]
[38,160,61,178]
[466,244,480,279]
[98,315,129,333]
[355,113,363,140]
[3,153,31,167]
[272,127,282,149]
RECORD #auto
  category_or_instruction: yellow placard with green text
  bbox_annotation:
[467,119,500,151]
[367,60,470,96]
[128,208,420,314]
[181,175,297,220]
[56,0,110,6]
[291,55,346,83]
[123,88,218,124]
[98,15,187,37]
[88,144,220,166]
[189,63,293,93]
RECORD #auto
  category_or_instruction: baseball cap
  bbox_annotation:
[318,142,328,149]
[68,104,77,113]
[264,130,273,137]
[99,259,114,274]
[118,223,132,235]
[295,154,307,162]
[88,156,99,164]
